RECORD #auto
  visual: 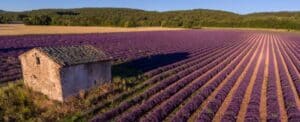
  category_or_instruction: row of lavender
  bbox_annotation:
[275,35,300,121]
[1,30,299,121]
[86,38,246,119]
[92,33,257,121]
[116,36,251,122]
[93,37,247,121]
[0,30,245,83]
[92,32,300,121]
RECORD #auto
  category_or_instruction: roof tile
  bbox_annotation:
[36,45,110,66]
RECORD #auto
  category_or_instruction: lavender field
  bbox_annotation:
[0,30,300,121]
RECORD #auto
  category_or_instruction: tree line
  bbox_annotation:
[1,8,300,30]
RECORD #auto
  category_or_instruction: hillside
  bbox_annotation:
[0,10,6,14]
[1,8,300,30]
[246,11,300,17]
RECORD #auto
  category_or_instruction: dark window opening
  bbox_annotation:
[36,57,40,65]
[32,75,37,80]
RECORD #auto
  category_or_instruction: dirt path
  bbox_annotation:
[92,37,248,121]
[271,36,288,121]
[274,36,300,109]
[212,34,263,122]
[116,33,251,121]
[278,37,300,91]
[140,36,254,121]
[259,35,269,122]
[236,34,266,122]
[284,40,300,69]
[185,34,260,121]
[156,35,258,122]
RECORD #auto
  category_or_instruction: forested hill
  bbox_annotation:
[1,8,300,30]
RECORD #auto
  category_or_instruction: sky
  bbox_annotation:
[1,0,300,14]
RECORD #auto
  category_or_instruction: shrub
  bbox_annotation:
[124,21,136,27]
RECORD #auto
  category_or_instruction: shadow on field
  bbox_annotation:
[112,52,189,78]
[0,47,34,53]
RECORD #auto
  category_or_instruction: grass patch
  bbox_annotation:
[0,63,149,121]
[0,81,56,121]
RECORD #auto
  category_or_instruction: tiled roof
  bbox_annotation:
[36,45,111,66]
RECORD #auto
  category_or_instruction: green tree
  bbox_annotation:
[39,15,52,25]
[23,15,51,25]
[183,20,194,28]
[160,20,167,27]
[124,21,136,27]
[0,16,3,23]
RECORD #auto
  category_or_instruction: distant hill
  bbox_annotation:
[246,11,300,17]
[1,8,300,30]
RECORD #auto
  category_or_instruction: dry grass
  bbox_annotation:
[0,24,184,36]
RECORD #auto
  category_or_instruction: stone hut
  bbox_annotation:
[19,45,112,102]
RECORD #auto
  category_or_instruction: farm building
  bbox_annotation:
[19,45,112,102]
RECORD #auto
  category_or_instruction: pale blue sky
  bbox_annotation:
[1,0,300,14]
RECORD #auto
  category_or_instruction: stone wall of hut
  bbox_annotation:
[19,49,63,101]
